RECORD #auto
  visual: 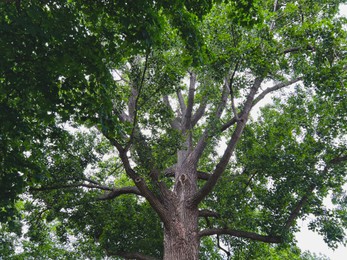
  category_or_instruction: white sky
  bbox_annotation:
[295,4,347,260]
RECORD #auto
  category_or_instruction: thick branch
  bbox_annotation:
[221,77,302,132]
[117,149,170,226]
[177,89,186,115]
[182,72,196,131]
[189,78,263,206]
[330,155,347,164]
[163,95,181,130]
[191,101,207,127]
[199,228,282,243]
[98,186,142,200]
[128,86,138,121]
[190,83,229,164]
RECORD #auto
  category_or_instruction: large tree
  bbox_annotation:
[1,0,347,259]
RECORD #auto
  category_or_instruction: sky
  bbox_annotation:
[294,4,347,260]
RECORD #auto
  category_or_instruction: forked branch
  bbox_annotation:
[189,78,263,206]
[221,77,302,132]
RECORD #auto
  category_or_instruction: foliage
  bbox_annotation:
[1,0,347,259]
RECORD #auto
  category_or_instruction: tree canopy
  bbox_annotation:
[1,0,347,259]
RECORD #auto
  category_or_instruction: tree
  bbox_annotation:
[1,0,347,259]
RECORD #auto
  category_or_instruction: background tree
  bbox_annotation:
[1,0,347,259]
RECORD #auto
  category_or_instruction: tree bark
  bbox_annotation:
[163,206,199,260]
[162,151,200,259]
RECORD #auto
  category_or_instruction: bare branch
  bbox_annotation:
[177,89,187,115]
[191,101,207,127]
[190,83,229,164]
[253,77,303,106]
[163,95,181,130]
[182,72,196,131]
[226,61,240,121]
[126,51,150,149]
[98,186,142,200]
[221,77,303,133]
[270,0,279,30]
[30,182,114,192]
[199,228,282,243]
[189,78,263,206]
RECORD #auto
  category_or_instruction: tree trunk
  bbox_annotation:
[163,206,199,260]
[163,152,199,259]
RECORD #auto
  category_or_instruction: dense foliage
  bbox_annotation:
[1,0,347,259]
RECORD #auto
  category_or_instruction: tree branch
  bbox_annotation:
[284,185,315,230]
[330,155,347,164]
[189,78,263,206]
[217,234,231,257]
[283,154,347,230]
[177,89,186,115]
[97,186,142,200]
[114,69,130,84]
[182,72,196,132]
[270,0,279,30]
[221,77,302,133]
[30,182,114,192]
[198,209,220,218]
[227,61,240,121]
[199,228,282,243]
[191,101,207,127]
[190,82,229,164]
[253,77,303,106]
[163,95,181,130]
[126,51,150,150]
[283,46,315,54]
[117,148,170,227]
